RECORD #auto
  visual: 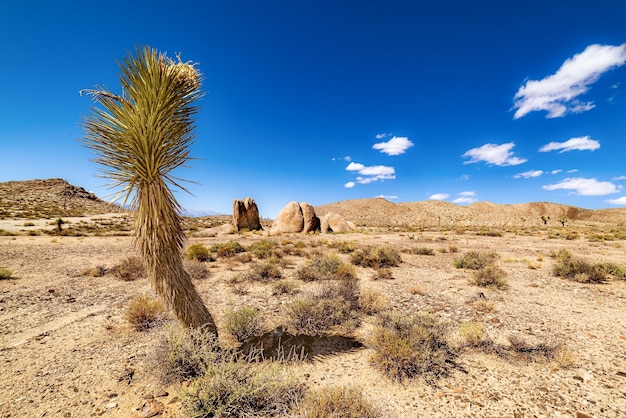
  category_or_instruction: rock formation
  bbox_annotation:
[271,201,304,234]
[271,202,346,234]
[320,212,350,233]
[300,202,320,233]
[232,197,262,231]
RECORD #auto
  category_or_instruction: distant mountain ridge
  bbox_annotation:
[315,198,626,227]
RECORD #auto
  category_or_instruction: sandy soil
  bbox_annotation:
[1,222,626,417]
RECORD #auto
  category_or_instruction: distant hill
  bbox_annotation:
[315,198,626,227]
[0,179,125,218]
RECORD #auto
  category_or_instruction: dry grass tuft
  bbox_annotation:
[454,251,498,270]
[112,256,146,281]
[186,243,211,262]
[223,306,264,343]
[351,245,401,269]
[296,385,386,418]
[471,265,509,290]
[360,288,389,315]
[124,294,165,331]
[457,321,486,347]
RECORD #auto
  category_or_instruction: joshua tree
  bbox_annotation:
[81,46,218,335]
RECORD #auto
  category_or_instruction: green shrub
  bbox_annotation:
[552,255,616,283]
[297,386,384,418]
[184,259,210,280]
[124,294,165,331]
[350,246,401,269]
[327,240,358,254]
[210,241,246,258]
[457,321,486,347]
[187,243,211,261]
[223,306,264,343]
[248,260,283,282]
[373,267,393,280]
[296,253,355,282]
[453,251,498,270]
[471,265,509,289]
[0,267,14,280]
[366,311,454,382]
[182,361,305,418]
[248,240,279,259]
[404,247,436,256]
[270,279,301,295]
[112,256,146,281]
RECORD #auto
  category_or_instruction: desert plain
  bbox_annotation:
[1,179,626,417]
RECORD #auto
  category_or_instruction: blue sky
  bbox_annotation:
[1,1,626,218]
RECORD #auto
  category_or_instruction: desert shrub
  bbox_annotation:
[327,240,358,254]
[124,294,165,331]
[350,246,401,269]
[295,253,355,282]
[448,245,459,253]
[360,289,389,315]
[453,251,498,270]
[187,243,211,261]
[284,279,360,335]
[182,361,305,418]
[297,386,385,418]
[457,321,486,347]
[248,240,280,259]
[472,299,496,313]
[505,335,566,363]
[250,260,283,281]
[0,229,16,236]
[0,267,14,280]
[184,259,210,280]
[80,266,108,277]
[408,285,427,296]
[210,240,246,258]
[23,222,35,227]
[154,325,222,383]
[270,279,301,295]
[112,256,146,281]
[471,265,509,289]
[404,246,435,256]
[476,229,503,237]
[224,306,264,343]
[373,267,393,280]
[551,253,620,283]
[367,311,454,382]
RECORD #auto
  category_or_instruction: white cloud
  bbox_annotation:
[453,191,477,204]
[567,169,578,173]
[542,177,621,196]
[344,181,355,188]
[346,162,396,185]
[606,196,626,205]
[375,133,388,140]
[372,136,414,156]
[332,156,352,162]
[539,136,600,153]
[429,193,450,200]
[551,170,562,175]
[514,169,544,179]
[376,195,398,199]
[613,176,626,181]
[458,174,470,181]
[462,142,527,166]
[513,43,626,119]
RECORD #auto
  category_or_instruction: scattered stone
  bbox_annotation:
[576,412,592,418]
[138,400,164,417]
[105,402,117,409]
[616,371,626,378]
[156,390,168,398]
[232,197,262,231]
[573,375,584,382]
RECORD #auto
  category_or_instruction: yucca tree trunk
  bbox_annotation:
[136,179,217,332]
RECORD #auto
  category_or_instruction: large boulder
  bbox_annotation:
[271,201,304,234]
[232,197,262,231]
[320,212,350,233]
[300,202,320,233]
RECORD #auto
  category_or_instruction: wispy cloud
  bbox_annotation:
[567,169,578,173]
[376,195,398,199]
[458,174,470,181]
[542,177,621,196]
[372,136,414,156]
[429,193,450,200]
[514,169,544,179]
[513,43,626,119]
[453,191,477,204]
[551,169,562,175]
[539,136,600,153]
[613,176,626,181]
[332,156,352,162]
[344,181,355,188]
[375,133,389,140]
[606,196,626,205]
[462,142,527,166]
[346,162,396,185]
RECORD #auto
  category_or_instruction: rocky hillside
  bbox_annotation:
[316,198,626,227]
[0,179,125,219]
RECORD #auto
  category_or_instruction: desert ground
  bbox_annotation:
[1,181,626,417]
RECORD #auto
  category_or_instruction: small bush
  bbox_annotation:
[552,254,618,283]
[366,311,454,382]
[0,267,14,280]
[248,240,279,259]
[471,265,509,289]
[297,386,385,418]
[351,246,401,269]
[360,289,389,315]
[187,243,211,261]
[408,285,427,296]
[223,306,264,343]
[112,256,146,281]
[182,361,305,418]
[247,260,283,282]
[124,294,165,331]
[454,251,498,270]
[327,240,358,254]
[270,279,301,295]
[184,259,210,280]
[476,229,503,237]
[210,241,246,258]
[404,246,436,256]
[373,267,393,280]
[457,321,486,347]
[296,253,355,282]
[80,266,108,277]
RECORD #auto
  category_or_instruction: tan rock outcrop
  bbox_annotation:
[232,197,262,231]
[271,201,304,234]
[320,212,350,233]
[301,202,320,233]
